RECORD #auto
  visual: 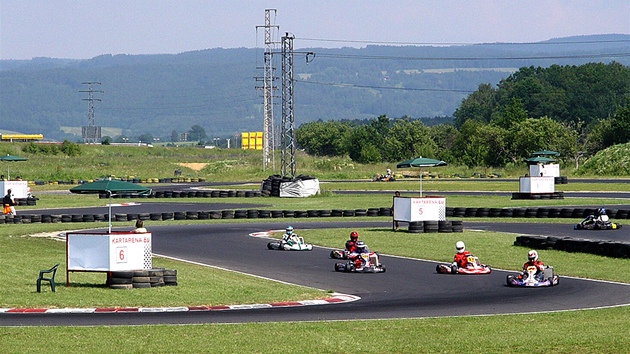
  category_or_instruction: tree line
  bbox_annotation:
[296,62,630,168]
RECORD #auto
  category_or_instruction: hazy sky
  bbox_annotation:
[1,0,628,60]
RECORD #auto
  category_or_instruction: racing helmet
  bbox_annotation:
[356,241,367,250]
[455,241,465,254]
[386,168,392,174]
[350,231,359,241]
[598,208,606,215]
[286,225,294,235]
[528,250,538,262]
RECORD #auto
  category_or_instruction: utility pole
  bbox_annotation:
[80,82,103,144]
[255,9,279,171]
[281,32,296,178]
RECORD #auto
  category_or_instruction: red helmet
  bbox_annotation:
[350,231,359,241]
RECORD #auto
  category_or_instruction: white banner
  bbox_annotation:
[67,232,152,272]
[393,197,446,222]
[0,181,29,199]
[519,176,555,193]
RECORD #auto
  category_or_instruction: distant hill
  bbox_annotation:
[0,34,628,142]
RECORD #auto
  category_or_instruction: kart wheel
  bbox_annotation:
[506,275,514,286]
[267,242,274,250]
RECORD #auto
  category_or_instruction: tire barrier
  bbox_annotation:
[408,221,424,233]
[407,220,463,233]
[514,235,630,259]
[107,268,177,289]
[10,207,630,225]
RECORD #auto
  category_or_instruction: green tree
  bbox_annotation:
[452,120,489,167]
[188,125,207,141]
[490,97,528,129]
[347,125,381,163]
[429,124,460,163]
[61,140,81,157]
[509,117,577,162]
[295,120,352,157]
[453,83,497,128]
[381,119,437,162]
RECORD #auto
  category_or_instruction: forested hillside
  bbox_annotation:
[0,34,627,142]
[296,63,630,171]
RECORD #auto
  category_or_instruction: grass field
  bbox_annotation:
[2,144,630,353]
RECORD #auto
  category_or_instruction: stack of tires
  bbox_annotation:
[107,268,178,289]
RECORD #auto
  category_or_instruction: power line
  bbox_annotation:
[296,37,630,47]
[312,52,630,61]
[295,79,475,93]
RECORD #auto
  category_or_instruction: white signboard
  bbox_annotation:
[67,232,152,272]
[529,163,560,177]
[519,176,555,193]
[0,181,29,199]
[393,197,446,222]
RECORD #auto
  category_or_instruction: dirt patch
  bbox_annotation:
[177,163,208,171]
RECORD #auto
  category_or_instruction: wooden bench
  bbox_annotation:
[37,263,59,292]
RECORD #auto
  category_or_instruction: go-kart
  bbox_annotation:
[372,174,395,182]
[267,236,313,251]
[330,249,349,259]
[574,219,622,230]
[506,265,559,287]
[436,255,492,275]
[334,252,385,273]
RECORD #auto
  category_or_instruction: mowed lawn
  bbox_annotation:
[2,183,630,353]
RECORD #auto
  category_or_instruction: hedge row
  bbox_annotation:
[515,235,630,259]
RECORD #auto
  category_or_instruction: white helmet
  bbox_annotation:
[286,225,294,234]
[528,250,538,262]
[455,241,465,253]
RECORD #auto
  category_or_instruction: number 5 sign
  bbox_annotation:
[116,246,128,263]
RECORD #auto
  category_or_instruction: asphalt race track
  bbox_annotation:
[2,218,629,327]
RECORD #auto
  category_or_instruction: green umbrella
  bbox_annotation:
[525,156,556,164]
[0,154,28,180]
[531,150,560,157]
[70,179,151,232]
[396,157,448,197]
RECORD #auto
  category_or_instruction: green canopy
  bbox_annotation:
[396,157,448,169]
[396,157,448,197]
[0,154,28,180]
[525,156,556,164]
[70,179,151,195]
[531,150,560,157]
[70,179,151,232]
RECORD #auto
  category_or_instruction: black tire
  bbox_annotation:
[132,276,151,283]
[110,284,133,290]
[163,276,178,283]
[110,277,133,285]
[163,269,177,276]
[132,282,151,289]
[133,270,150,277]
[111,271,134,278]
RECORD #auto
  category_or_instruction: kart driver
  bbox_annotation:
[451,241,471,273]
[345,231,359,253]
[281,225,299,247]
[581,208,609,227]
[522,250,545,281]
[348,241,380,269]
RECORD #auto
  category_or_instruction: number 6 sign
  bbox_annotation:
[116,246,128,263]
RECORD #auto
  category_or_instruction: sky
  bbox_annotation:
[0,0,628,60]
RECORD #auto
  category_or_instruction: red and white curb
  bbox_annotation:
[0,293,360,314]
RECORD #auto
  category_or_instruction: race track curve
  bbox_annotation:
[2,220,629,327]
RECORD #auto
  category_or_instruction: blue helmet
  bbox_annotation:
[286,225,293,234]
[598,208,606,215]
